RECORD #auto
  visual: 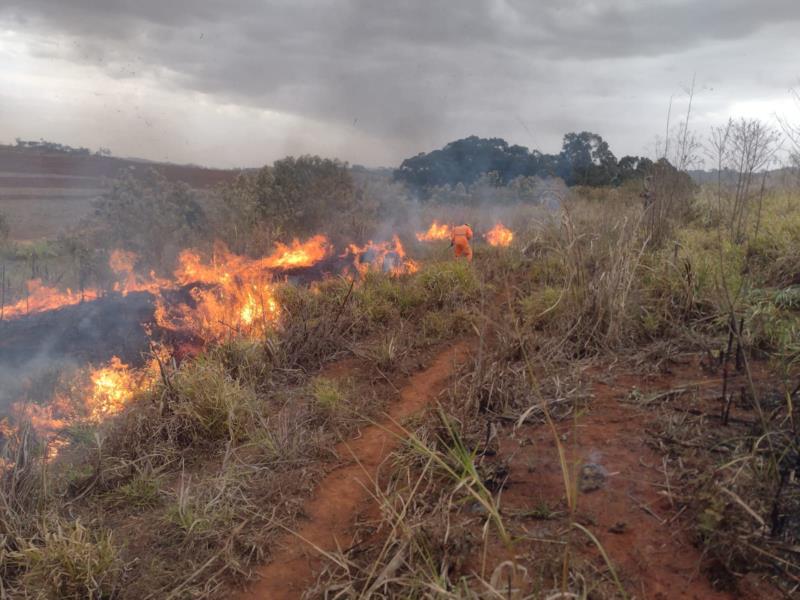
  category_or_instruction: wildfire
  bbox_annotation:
[416,221,452,242]
[2,279,100,320]
[110,249,169,295]
[159,242,292,340]
[1,250,171,321]
[485,223,514,247]
[87,356,139,422]
[262,235,330,269]
[346,235,419,277]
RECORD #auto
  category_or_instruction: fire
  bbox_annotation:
[0,249,170,321]
[416,221,452,242]
[1,279,100,320]
[87,356,138,421]
[346,235,419,277]
[262,235,330,269]
[173,236,330,287]
[160,244,288,340]
[168,281,280,340]
[109,249,169,295]
[485,222,514,247]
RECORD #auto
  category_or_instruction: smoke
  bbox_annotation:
[0,291,157,426]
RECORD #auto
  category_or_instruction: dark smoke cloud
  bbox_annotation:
[1,1,799,166]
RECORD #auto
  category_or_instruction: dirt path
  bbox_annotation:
[238,343,469,600]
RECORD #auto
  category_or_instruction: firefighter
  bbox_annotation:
[450,223,473,262]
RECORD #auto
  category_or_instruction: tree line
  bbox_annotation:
[393,133,654,193]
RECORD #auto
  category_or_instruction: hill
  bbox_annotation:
[0,145,240,240]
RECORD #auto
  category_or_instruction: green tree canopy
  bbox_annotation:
[394,133,656,197]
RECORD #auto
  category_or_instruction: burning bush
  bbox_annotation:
[106,356,258,462]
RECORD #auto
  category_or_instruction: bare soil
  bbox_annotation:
[497,362,738,599]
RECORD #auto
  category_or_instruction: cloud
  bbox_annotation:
[1,0,799,167]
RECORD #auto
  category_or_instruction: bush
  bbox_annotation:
[91,169,206,270]
[166,357,258,444]
[12,520,124,599]
[519,286,563,327]
[416,261,479,309]
[309,377,346,412]
[106,354,258,464]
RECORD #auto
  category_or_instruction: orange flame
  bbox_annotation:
[485,223,514,247]
[87,356,139,422]
[345,236,419,277]
[160,242,294,340]
[1,279,100,320]
[109,249,170,295]
[262,235,330,269]
[0,249,172,320]
[416,221,452,242]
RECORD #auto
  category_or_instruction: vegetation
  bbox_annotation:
[12,138,106,156]
[0,211,9,246]
[2,117,800,597]
[394,133,654,194]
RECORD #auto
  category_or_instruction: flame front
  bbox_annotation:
[110,249,170,295]
[159,238,324,340]
[346,235,419,277]
[485,223,514,247]
[2,279,100,320]
[416,221,452,242]
[87,356,138,421]
[261,235,330,269]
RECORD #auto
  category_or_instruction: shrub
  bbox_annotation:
[309,377,346,412]
[519,286,563,327]
[416,261,479,308]
[12,520,124,600]
[166,357,258,444]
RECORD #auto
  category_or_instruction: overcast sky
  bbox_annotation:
[1,0,799,169]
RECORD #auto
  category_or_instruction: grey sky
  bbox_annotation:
[1,0,799,168]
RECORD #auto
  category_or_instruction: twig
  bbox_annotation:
[718,485,766,529]
[627,493,666,525]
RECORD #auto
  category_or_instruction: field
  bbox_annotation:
[0,145,238,241]
[0,154,799,600]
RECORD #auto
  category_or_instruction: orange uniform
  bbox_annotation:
[450,224,473,262]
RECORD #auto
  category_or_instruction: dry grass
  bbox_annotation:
[4,184,800,597]
[650,385,800,595]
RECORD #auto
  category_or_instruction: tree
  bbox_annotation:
[394,136,552,194]
[393,134,632,196]
[617,155,654,184]
[212,171,265,254]
[557,132,619,186]
[708,118,781,242]
[258,156,359,238]
[92,169,206,268]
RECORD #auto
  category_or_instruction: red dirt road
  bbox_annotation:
[238,343,469,600]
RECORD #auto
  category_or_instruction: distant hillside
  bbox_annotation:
[0,145,240,240]
[0,145,240,189]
